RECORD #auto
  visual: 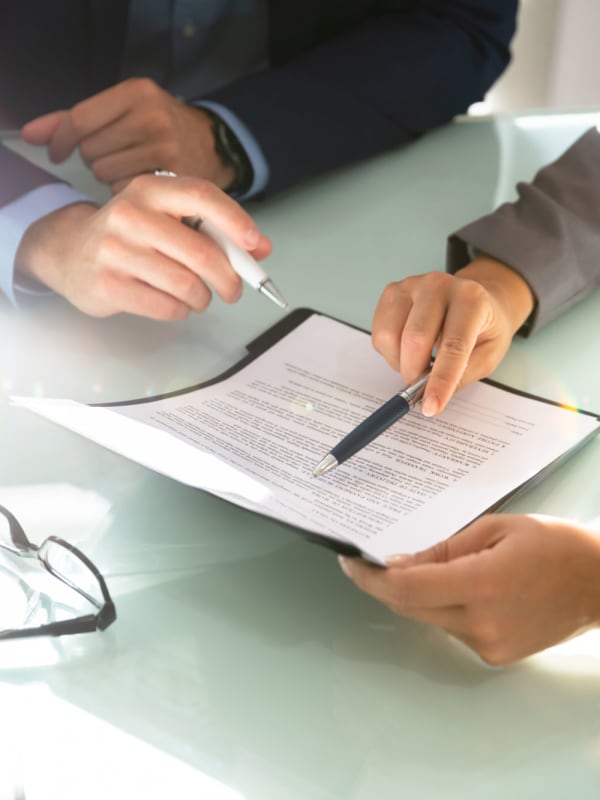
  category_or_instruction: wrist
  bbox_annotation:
[15,202,96,291]
[456,254,536,334]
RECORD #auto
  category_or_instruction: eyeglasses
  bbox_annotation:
[0,504,116,640]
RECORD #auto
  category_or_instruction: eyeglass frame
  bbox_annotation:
[0,503,116,640]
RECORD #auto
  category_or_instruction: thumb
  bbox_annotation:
[21,110,68,146]
[386,514,507,567]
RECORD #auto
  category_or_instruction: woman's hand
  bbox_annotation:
[340,514,600,665]
[371,256,535,416]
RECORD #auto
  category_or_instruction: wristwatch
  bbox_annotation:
[204,109,253,196]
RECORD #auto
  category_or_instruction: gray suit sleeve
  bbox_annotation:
[446,127,600,336]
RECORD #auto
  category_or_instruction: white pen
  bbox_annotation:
[154,169,288,310]
[183,215,288,311]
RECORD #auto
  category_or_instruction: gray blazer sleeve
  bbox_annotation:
[446,127,600,335]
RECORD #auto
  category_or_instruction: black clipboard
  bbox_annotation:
[101,308,328,406]
[94,307,600,562]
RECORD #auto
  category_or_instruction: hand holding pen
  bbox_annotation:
[313,370,431,476]
[314,261,536,475]
[155,171,287,310]
[370,265,535,415]
[16,173,278,320]
[181,215,287,310]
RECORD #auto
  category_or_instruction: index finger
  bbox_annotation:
[21,110,68,146]
[128,174,268,253]
[47,82,137,162]
[422,286,490,416]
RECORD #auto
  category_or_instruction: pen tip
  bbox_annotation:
[312,454,338,478]
[259,279,289,311]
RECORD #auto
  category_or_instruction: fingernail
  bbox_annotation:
[338,555,352,578]
[386,553,415,567]
[244,225,260,248]
[421,395,439,417]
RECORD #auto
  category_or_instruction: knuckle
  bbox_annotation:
[173,271,206,303]
[147,106,176,136]
[380,280,404,304]
[193,295,211,313]
[78,138,95,163]
[459,278,488,304]
[220,276,243,304]
[401,328,436,366]
[90,159,109,182]
[437,334,470,360]
[167,268,213,312]
[126,173,155,197]
[128,77,161,98]
[149,294,189,320]
[184,177,214,202]
[371,325,401,358]
[402,326,431,347]
[420,270,451,291]
[163,304,190,321]
[103,196,138,227]
[69,103,87,133]
[94,233,123,266]
[379,277,418,307]
[177,177,225,211]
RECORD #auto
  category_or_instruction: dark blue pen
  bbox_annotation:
[312,370,431,477]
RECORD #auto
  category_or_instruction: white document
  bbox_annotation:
[13,312,600,564]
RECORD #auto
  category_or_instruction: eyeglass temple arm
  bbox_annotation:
[0,614,103,640]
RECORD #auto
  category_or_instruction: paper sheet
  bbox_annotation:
[13,314,600,563]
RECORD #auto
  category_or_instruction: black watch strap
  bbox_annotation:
[204,109,253,196]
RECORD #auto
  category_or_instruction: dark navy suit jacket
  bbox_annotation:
[0,0,517,202]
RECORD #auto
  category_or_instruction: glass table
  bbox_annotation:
[1,108,599,799]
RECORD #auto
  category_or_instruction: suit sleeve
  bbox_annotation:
[203,0,517,196]
[447,127,600,336]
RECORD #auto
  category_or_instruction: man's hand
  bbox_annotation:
[15,175,271,319]
[372,257,535,416]
[21,78,235,194]
[340,514,600,665]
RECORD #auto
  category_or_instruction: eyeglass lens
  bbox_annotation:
[0,513,107,633]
